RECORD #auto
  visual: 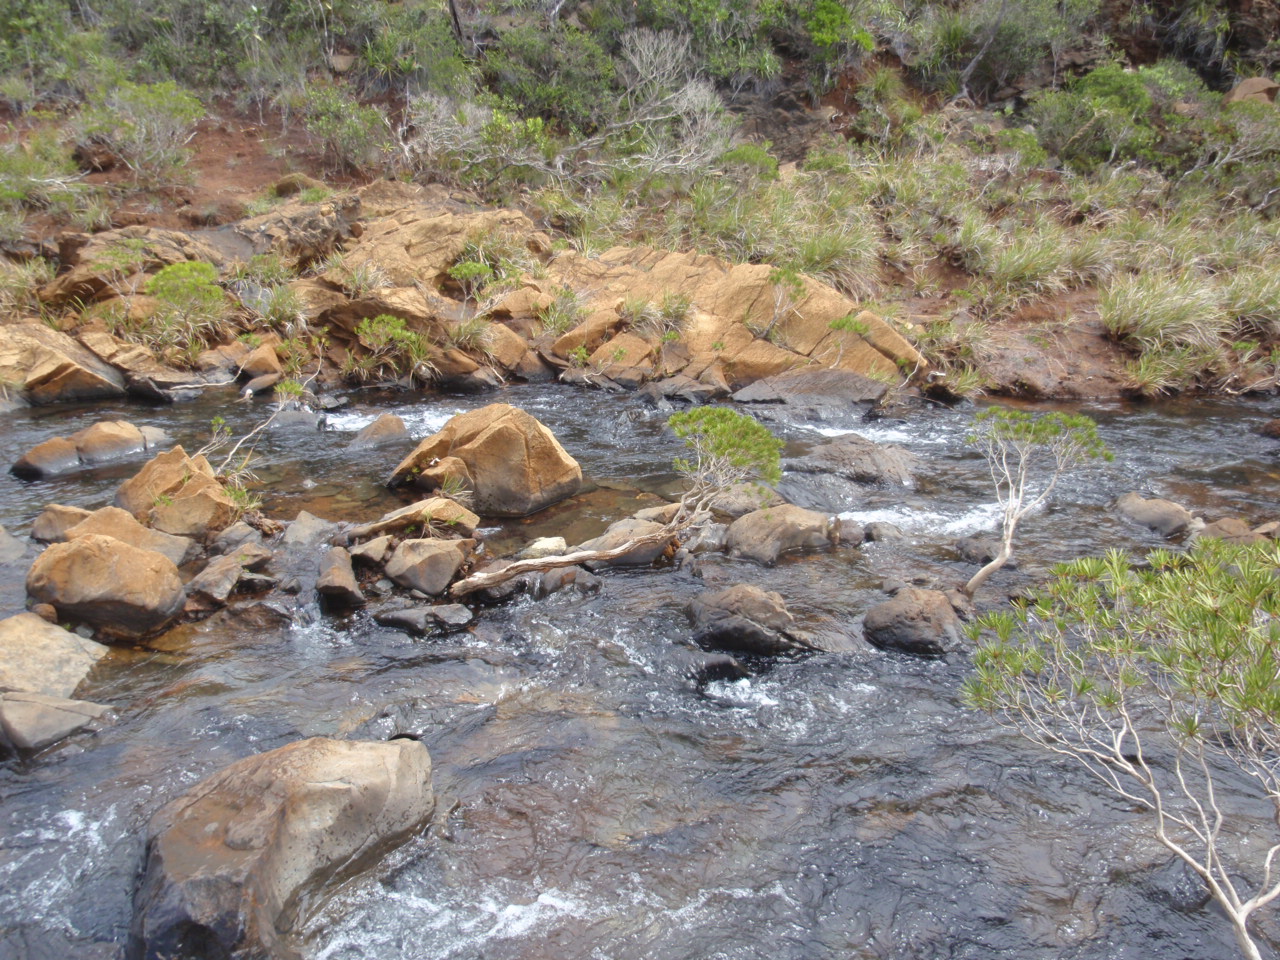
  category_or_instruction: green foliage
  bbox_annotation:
[447,260,494,301]
[668,407,783,500]
[567,343,590,368]
[721,141,779,181]
[76,80,203,179]
[483,25,615,131]
[301,83,391,174]
[538,285,587,336]
[106,259,232,366]
[964,538,1280,960]
[346,313,434,384]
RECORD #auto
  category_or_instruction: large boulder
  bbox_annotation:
[0,322,126,405]
[388,404,583,517]
[115,446,240,539]
[726,505,835,565]
[26,535,186,638]
[0,612,110,698]
[1114,491,1195,538]
[862,588,962,656]
[63,506,196,567]
[688,584,817,656]
[130,737,434,960]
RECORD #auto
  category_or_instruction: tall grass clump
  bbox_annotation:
[1100,271,1227,354]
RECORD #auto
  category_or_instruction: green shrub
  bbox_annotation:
[301,83,392,174]
[76,80,204,179]
[483,25,615,130]
[347,313,434,384]
[127,260,230,365]
[721,142,779,181]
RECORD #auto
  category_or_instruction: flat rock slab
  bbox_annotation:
[0,691,111,751]
[0,612,110,698]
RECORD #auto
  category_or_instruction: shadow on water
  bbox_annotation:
[0,384,1278,959]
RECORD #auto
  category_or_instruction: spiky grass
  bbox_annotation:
[1100,271,1228,354]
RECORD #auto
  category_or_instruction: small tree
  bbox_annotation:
[668,405,783,522]
[964,539,1280,960]
[962,407,1110,598]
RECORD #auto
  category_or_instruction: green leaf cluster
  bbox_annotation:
[668,406,783,487]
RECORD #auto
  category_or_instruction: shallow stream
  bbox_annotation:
[1,384,1278,960]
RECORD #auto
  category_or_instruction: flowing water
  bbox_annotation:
[1,384,1278,960]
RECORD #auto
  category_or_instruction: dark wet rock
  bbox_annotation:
[834,517,865,547]
[27,535,186,639]
[185,545,272,612]
[0,321,127,405]
[864,521,905,542]
[389,403,582,517]
[788,432,916,484]
[63,506,197,567]
[11,437,79,480]
[643,375,729,404]
[688,584,818,656]
[1114,491,1194,537]
[576,518,672,570]
[681,522,729,556]
[953,536,1003,566]
[269,512,341,620]
[317,547,365,607]
[384,538,474,596]
[1261,418,1280,440]
[130,737,433,960]
[0,691,111,752]
[13,420,166,479]
[1195,517,1268,545]
[534,565,602,598]
[373,603,473,635]
[0,613,110,698]
[210,521,264,556]
[726,505,834,565]
[350,413,409,450]
[862,588,962,656]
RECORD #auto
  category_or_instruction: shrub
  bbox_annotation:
[537,286,587,336]
[346,313,434,384]
[76,81,204,179]
[128,260,230,366]
[482,25,615,131]
[301,83,392,174]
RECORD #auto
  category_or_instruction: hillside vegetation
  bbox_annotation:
[3,0,1280,398]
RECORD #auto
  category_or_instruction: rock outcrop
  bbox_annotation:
[26,535,186,638]
[688,584,817,656]
[389,404,583,517]
[131,737,434,960]
[0,322,127,405]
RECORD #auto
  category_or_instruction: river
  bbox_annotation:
[1,383,1278,959]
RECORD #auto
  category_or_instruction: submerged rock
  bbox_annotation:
[389,404,582,517]
[130,737,433,960]
[0,691,111,752]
